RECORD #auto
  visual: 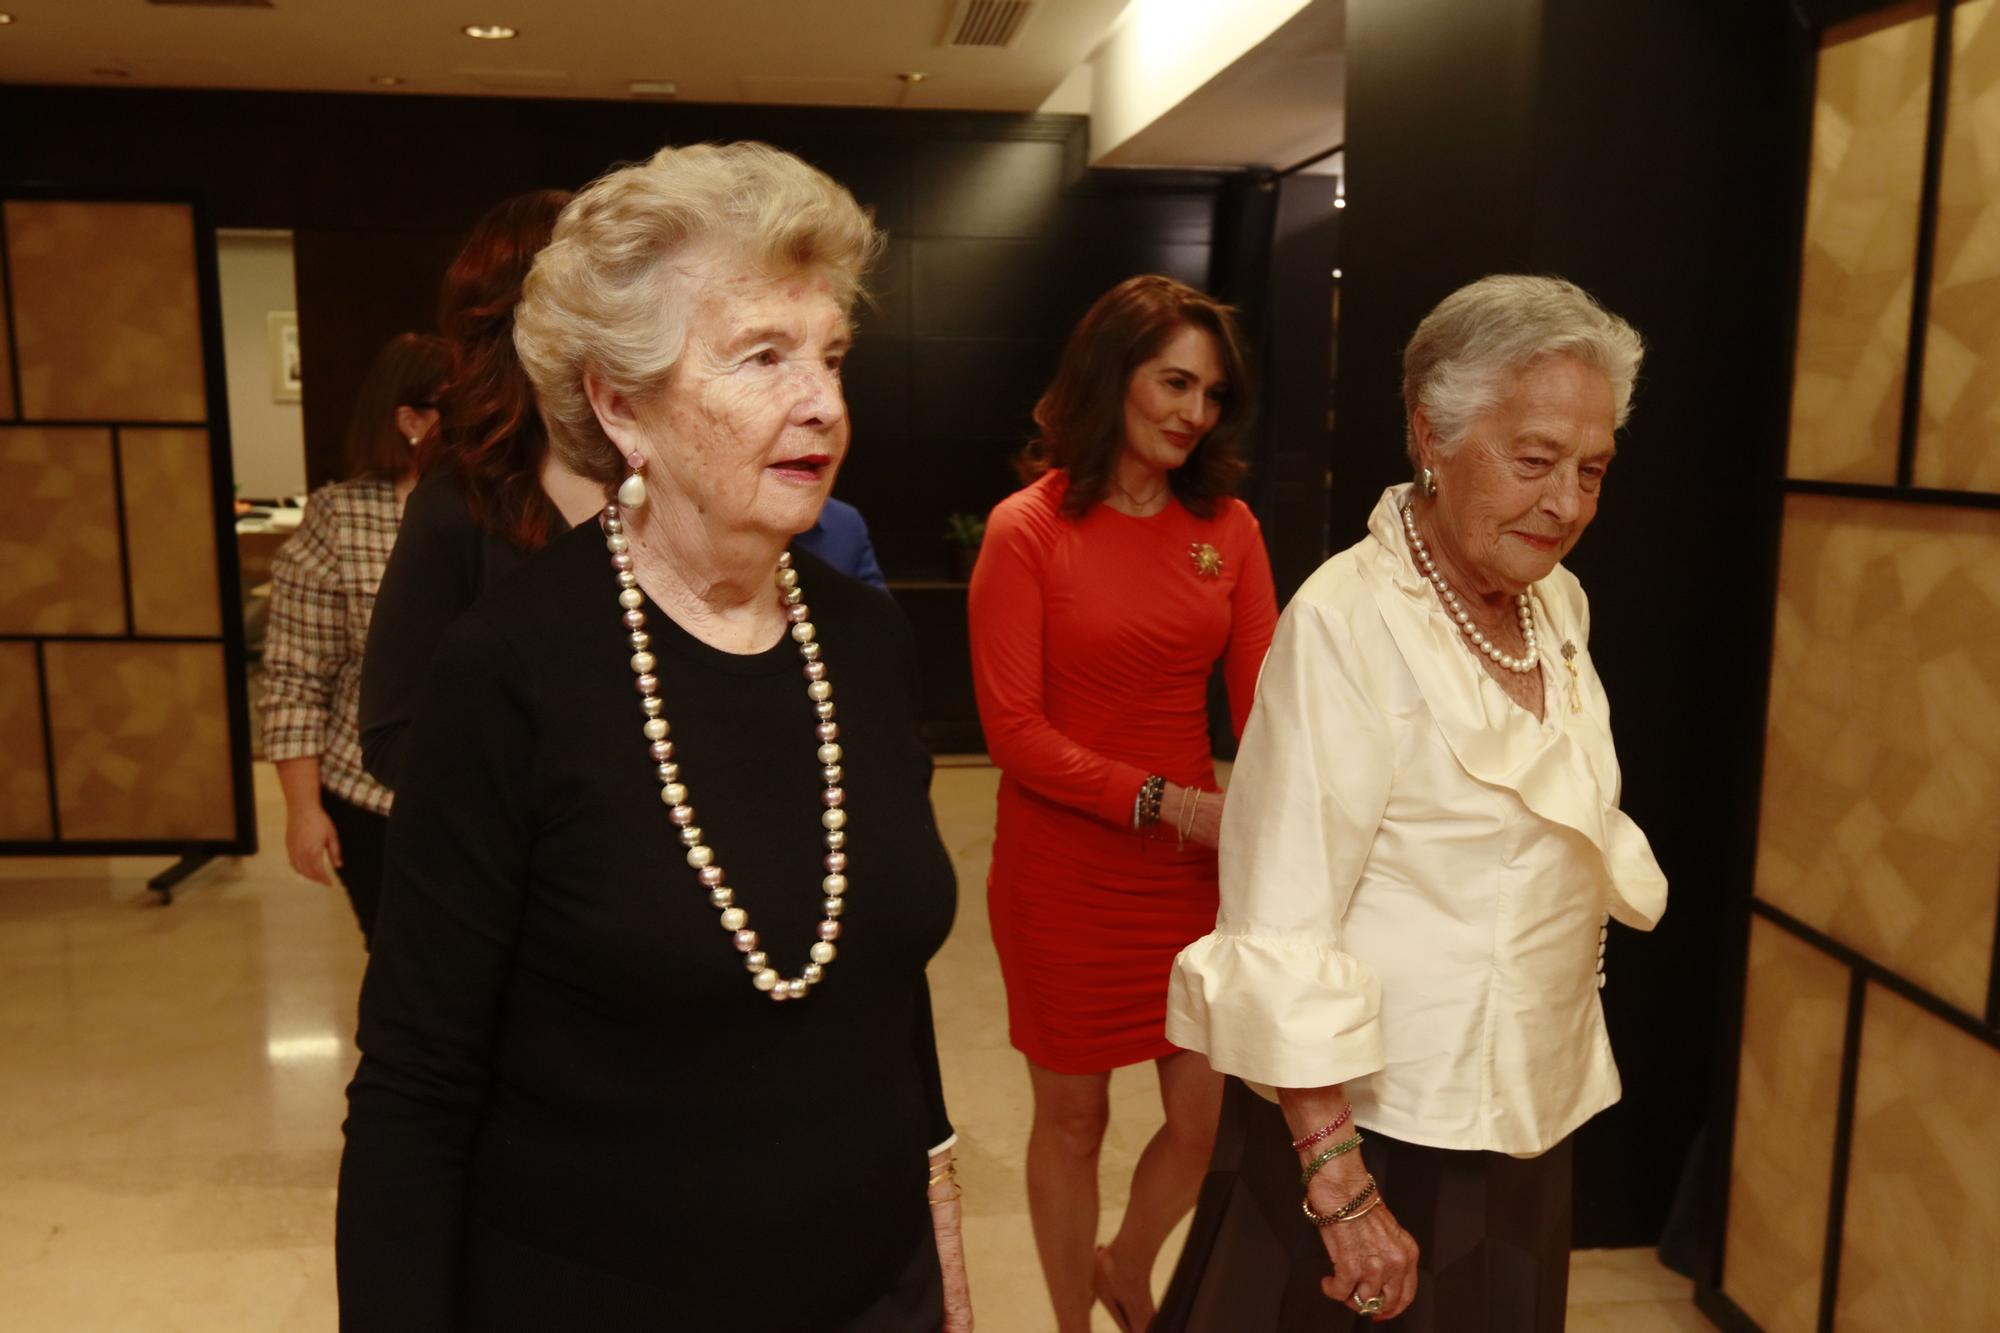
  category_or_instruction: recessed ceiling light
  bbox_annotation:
[463,23,518,39]
[371,74,406,86]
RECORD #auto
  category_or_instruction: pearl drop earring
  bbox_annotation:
[616,451,648,509]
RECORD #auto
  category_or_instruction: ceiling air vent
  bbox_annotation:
[943,0,1036,49]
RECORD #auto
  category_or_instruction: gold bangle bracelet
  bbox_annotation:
[1334,1192,1386,1224]
[928,1160,958,1189]
[927,1182,964,1206]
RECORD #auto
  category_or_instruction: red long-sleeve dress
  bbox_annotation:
[969,470,1280,1074]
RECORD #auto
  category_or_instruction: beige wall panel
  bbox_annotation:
[1837,985,2000,1328]
[1722,920,1848,1333]
[1755,496,2000,1014]
[1917,0,2000,492]
[0,642,52,840]
[5,201,206,424]
[0,277,15,420]
[43,641,234,842]
[121,428,220,637]
[1787,9,1935,483]
[0,427,125,636]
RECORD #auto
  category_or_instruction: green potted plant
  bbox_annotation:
[944,513,985,582]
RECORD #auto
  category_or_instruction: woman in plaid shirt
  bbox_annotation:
[260,333,449,939]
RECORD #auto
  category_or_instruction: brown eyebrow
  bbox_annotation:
[1160,364,1227,389]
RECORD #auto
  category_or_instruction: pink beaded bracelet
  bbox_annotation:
[1290,1104,1354,1153]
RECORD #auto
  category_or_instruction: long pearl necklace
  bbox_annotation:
[602,502,847,1003]
[1400,502,1538,673]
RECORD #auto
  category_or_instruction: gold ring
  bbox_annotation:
[1351,1293,1386,1315]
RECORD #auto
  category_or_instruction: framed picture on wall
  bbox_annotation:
[267,311,301,403]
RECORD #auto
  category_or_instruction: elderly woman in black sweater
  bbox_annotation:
[335,142,969,1332]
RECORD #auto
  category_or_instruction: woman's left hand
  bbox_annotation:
[929,1152,973,1331]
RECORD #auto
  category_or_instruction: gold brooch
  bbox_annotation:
[1560,641,1582,713]
[1188,543,1224,578]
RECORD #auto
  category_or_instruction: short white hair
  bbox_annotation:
[514,141,883,485]
[1402,274,1644,465]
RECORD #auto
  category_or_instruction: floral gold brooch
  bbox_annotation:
[1188,542,1224,578]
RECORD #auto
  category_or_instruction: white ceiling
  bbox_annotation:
[0,0,1345,170]
[0,0,1131,110]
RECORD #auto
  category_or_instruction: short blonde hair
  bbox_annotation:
[514,141,883,484]
[1402,274,1644,466]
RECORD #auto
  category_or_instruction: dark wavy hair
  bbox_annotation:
[1019,274,1254,519]
[420,189,573,552]
[344,333,449,482]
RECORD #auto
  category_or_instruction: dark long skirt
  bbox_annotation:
[1154,1078,1573,1332]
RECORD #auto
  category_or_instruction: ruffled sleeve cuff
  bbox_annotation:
[1165,931,1385,1090]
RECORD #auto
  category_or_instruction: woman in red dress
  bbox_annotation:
[969,275,1280,1332]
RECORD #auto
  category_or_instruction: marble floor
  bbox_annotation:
[0,761,1710,1332]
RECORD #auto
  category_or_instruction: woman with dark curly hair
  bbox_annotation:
[358,189,606,787]
[968,274,1280,1333]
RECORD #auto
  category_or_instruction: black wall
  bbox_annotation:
[0,84,1247,750]
[1338,0,1809,1247]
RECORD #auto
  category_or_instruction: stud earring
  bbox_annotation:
[616,451,648,509]
[1419,466,1438,499]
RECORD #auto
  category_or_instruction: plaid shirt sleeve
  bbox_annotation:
[260,491,348,762]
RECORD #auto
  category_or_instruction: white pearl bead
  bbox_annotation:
[801,963,824,984]
[823,873,848,896]
[791,622,816,644]
[807,680,832,702]
[618,588,643,610]
[631,651,657,675]
[607,533,630,554]
[688,845,715,869]
[643,718,669,741]
[719,907,747,931]
[710,887,734,908]
[662,783,687,806]
[745,950,768,971]
[776,551,792,569]
[777,568,799,589]
[821,808,847,831]
[817,742,842,766]
[810,941,835,965]
[753,968,779,992]
[616,471,648,510]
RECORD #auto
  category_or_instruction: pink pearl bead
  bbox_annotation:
[623,609,645,629]
[611,553,634,571]
[788,604,811,624]
[803,661,827,681]
[770,985,791,1003]
[733,929,759,953]
[699,865,725,887]
[650,741,673,761]
[822,788,844,808]
[669,804,694,826]
[818,920,842,941]
[816,722,838,741]
[634,674,658,694]
[825,852,847,873]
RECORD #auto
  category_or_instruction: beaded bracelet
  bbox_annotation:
[1131,774,1167,830]
[1298,1131,1364,1186]
[1302,1175,1379,1227]
[1290,1105,1354,1153]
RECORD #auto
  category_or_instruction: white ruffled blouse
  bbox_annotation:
[1166,484,1668,1155]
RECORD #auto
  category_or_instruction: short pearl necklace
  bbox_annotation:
[602,502,847,1003]
[1400,502,1538,673]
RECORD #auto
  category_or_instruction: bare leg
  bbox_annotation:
[1100,1050,1225,1329]
[1026,1060,1113,1333]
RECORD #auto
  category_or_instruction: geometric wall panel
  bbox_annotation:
[0,643,51,840]
[1755,495,2000,1015]
[0,276,14,419]
[121,428,220,637]
[5,201,206,424]
[42,641,234,841]
[1787,9,1936,484]
[1917,0,2000,493]
[0,427,125,637]
[1836,985,2000,1329]
[1722,919,1850,1333]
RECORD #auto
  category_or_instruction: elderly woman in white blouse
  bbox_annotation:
[1158,275,1669,1331]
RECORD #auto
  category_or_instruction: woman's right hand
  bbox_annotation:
[1306,1154,1420,1321]
[1161,782,1226,849]
[285,804,343,885]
